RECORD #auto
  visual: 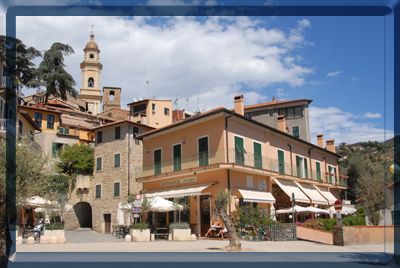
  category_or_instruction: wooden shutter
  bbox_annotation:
[173,144,182,171]
[253,142,262,169]
[278,150,285,174]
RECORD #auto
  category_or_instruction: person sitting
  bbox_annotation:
[217,224,228,239]
[205,215,222,237]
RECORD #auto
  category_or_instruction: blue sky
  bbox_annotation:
[0,1,394,143]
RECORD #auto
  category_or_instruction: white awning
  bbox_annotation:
[273,179,310,203]
[295,182,328,205]
[144,184,211,199]
[238,189,276,204]
[314,186,338,205]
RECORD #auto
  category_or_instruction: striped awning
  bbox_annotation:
[273,179,310,203]
[295,182,328,205]
[238,189,276,204]
[144,184,211,199]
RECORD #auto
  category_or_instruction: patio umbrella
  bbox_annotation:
[328,205,357,216]
[116,202,126,225]
[270,204,277,221]
[276,205,310,214]
[305,206,330,214]
[147,196,183,212]
[24,196,52,208]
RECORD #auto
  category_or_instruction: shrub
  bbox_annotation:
[169,222,190,229]
[304,218,336,232]
[46,222,64,230]
[130,222,149,230]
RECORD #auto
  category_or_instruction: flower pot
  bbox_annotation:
[171,228,191,241]
[130,229,150,242]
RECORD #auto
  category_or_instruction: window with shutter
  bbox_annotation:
[154,149,162,175]
[198,137,209,166]
[278,150,285,174]
[173,144,182,171]
[235,136,245,166]
[253,142,262,169]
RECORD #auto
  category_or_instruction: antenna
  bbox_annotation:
[196,96,200,113]
[173,98,179,109]
[146,80,150,98]
[185,98,189,111]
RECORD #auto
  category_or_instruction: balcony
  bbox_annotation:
[135,148,341,186]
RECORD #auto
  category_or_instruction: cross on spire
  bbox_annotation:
[90,24,95,39]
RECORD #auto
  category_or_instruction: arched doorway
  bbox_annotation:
[73,202,92,228]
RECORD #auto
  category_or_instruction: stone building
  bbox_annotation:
[64,121,153,232]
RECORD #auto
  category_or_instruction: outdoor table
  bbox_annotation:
[154,227,169,240]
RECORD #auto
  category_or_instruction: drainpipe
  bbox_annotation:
[127,114,131,197]
[225,114,233,215]
[287,144,293,176]
[308,148,314,180]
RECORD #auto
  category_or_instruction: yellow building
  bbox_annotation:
[78,31,103,115]
[136,96,346,236]
[128,99,173,129]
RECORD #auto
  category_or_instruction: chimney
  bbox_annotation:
[234,95,244,115]
[272,97,276,103]
[317,134,324,148]
[326,139,336,153]
[277,115,286,132]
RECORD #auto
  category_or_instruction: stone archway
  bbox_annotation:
[73,202,92,228]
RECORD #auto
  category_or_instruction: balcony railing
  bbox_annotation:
[135,148,340,186]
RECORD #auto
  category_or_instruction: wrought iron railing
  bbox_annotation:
[135,148,343,187]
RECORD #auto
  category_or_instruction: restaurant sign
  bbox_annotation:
[160,176,197,187]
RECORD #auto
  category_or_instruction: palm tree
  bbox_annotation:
[36,42,77,104]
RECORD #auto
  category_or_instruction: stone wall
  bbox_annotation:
[296,226,333,245]
[343,226,394,245]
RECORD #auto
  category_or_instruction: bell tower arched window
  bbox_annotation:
[89,53,94,59]
[88,77,94,88]
[109,91,115,101]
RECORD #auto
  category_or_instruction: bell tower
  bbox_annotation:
[103,87,121,111]
[79,29,103,115]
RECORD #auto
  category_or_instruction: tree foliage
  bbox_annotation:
[0,35,41,88]
[35,42,77,103]
[337,141,393,226]
[0,137,47,203]
[57,144,94,176]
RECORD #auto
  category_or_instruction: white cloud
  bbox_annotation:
[16,16,313,112]
[326,71,341,77]
[363,112,382,119]
[309,106,392,144]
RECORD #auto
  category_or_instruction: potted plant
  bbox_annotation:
[43,222,65,243]
[169,222,191,241]
[129,223,150,242]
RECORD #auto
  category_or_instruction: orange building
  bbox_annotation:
[136,95,346,236]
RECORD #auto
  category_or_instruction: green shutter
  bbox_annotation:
[278,150,285,174]
[316,162,321,181]
[51,143,57,157]
[304,158,308,178]
[253,142,262,169]
[234,136,244,165]
[173,144,182,171]
[296,156,301,177]
[154,149,162,175]
[198,137,209,166]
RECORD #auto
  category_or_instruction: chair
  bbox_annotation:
[111,225,118,237]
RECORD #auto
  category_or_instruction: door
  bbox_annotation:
[104,214,111,234]
[200,196,211,236]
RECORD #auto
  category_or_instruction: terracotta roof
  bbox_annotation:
[137,107,341,158]
[244,99,312,110]
[91,120,155,131]
[19,105,62,114]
